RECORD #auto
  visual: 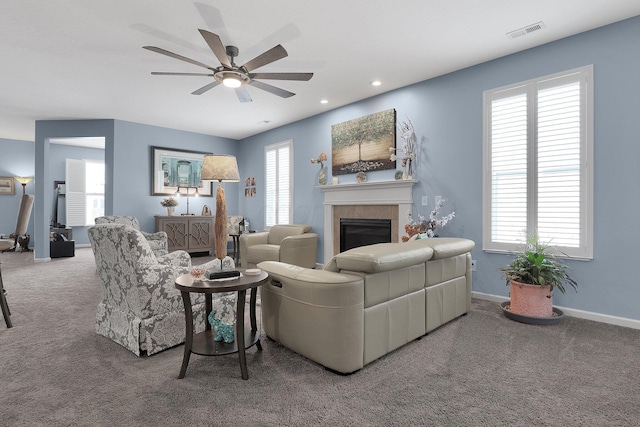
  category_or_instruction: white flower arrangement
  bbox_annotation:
[403,197,455,241]
[160,197,178,207]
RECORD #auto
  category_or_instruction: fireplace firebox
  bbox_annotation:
[340,218,392,252]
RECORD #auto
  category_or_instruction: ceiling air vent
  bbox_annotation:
[507,21,546,39]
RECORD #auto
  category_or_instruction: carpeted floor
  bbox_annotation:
[1,248,639,426]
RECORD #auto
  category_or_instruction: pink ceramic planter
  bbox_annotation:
[509,280,553,317]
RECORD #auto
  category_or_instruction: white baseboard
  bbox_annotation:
[472,291,640,330]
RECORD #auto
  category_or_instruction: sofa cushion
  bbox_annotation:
[333,243,433,274]
[406,237,475,260]
[246,244,280,264]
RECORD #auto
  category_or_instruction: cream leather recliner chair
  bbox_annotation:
[239,224,318,269]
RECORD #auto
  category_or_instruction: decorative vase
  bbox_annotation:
[318,167,327,185]
[509,280,553,317]
[167,206,175,216]
[403,159,413,180]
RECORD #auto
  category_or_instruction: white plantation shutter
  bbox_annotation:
[483,66,593,258]
[537,80,581,247]
[66,158,86,227]
[65,159,105,227]
[265,140,293,228]
[490,90,528,244]
[277,145,291,224]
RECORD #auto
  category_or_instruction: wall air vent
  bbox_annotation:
[507,21,546,39]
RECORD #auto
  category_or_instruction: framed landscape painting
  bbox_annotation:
[151,146,213,196]
[331,109,396,176]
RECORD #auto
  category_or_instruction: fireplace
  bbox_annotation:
[320,180,416,262]
[340,218,391,252]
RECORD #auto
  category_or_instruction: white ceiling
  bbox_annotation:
[2,1,639,143]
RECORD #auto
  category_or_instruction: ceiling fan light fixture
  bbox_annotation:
[215,69,251,88]
[223,76,242,88]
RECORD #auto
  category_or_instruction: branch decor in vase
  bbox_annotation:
[311,151,328,185]
[389,118,418,179]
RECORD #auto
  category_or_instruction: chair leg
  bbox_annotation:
[0,266,12,328]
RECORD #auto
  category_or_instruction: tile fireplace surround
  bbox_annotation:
[320,180,416,263]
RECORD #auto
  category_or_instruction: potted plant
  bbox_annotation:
[499,235,577,323]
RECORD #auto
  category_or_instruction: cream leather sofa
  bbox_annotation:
[240,224,318,269]
[258,237,475,374]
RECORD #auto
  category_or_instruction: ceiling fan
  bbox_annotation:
[143,29,313,102]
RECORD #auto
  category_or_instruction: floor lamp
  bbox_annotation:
[201,154,239,260]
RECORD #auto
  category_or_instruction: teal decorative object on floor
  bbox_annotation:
[208,310,235,343]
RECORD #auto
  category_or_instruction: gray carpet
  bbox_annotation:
[1,248,639,426]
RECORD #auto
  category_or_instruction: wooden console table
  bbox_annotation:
[155,215,214,254]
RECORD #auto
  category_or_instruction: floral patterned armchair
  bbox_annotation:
[88,223,236,356]
[95,215,168,257]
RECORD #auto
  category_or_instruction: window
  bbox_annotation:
[66,159,105,226]
[482,65,593,259]
[265,140,292,228]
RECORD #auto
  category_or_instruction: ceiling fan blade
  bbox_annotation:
[198,29,232,68]
[249,80,295,98]
[241,45,288,72]
[250,72,313,81]
[191,81,220,95]
[235,86,253,103]
[143,46,213,70]
[151,72,214,76]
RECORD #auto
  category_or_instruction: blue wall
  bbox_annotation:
[238,16,640,320]
[0,138,35,245]
[111,120,239,233]
[4,16,640,321]
[30,119,237,257]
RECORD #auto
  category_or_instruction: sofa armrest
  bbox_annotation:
[141,230,169,257]
[279,233,318,269]
[134,262,191,317]
[141,230,167,241]
[333,242,432,273]
[240,232,269,267]
[155,250,191,268]
[258,261,364,310]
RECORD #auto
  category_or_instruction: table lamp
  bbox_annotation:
[175,186,199,215]
[201,154,239,260]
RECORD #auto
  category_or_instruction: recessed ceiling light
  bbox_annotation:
[320,99,328,104]
[370,80,382,87]
[257,120,271,125]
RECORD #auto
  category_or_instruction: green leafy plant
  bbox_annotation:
[499,235,578,294]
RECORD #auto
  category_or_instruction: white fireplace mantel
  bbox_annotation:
[320,180,416,263]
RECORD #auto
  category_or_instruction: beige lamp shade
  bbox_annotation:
[14,176,34,185]
[201,154,240,182]
[14,176,34,195]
